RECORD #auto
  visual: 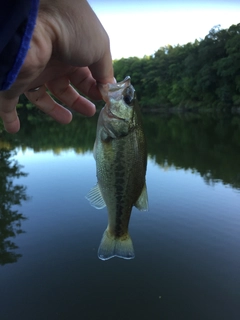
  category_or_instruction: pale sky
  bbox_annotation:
[88,0,240,59]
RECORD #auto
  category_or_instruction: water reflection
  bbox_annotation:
[0,148,28,265]
[143,112,240,190]
[1,110,240,191]
[1,111,240,319]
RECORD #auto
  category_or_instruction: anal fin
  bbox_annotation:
[135,182,148,211]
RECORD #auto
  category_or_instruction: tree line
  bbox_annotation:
[0,148,28,265]
[114,23,240,110]
[13,22,240,112]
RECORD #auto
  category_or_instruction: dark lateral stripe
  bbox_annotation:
[114,140,128,237]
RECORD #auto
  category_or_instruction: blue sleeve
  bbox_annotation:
[0,0,39,91]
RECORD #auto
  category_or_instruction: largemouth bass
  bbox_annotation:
[86,76,148,260]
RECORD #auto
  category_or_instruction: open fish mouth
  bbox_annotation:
[110,76,131,90]
[98,76,132,103]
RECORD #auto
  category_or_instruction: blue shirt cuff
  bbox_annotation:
[0,0,39,91]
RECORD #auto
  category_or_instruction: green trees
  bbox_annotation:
[114,23,240,110]
[2,112,240,190]
[0,149,28,265]
[9,23,240,113]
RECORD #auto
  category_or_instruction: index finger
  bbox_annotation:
[89,50,115,85]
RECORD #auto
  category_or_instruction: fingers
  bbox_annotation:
[25,86,72,124]
[43,66,114,118]
[0,110,20,133]
[0,96,20,133]
[46,72,96,116]
[1,65,110,134]
[89,51,115,86]
[68,67,100,100]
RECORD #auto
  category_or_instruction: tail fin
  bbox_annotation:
[98,229,135,261]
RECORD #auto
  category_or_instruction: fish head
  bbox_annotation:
[98,77,136,138]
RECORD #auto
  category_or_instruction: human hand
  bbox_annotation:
[0,0,114,133]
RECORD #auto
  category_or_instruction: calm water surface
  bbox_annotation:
[0,112,240,320]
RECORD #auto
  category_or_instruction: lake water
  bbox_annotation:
[0,111,240,320]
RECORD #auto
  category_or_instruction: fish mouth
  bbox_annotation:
[99,76,132,103]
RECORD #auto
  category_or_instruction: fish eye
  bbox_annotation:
[123,94,132,105]
[123,86,134,105]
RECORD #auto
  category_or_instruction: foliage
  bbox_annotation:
[1,108,98,154]
[2,112,240,191]
[143,113,240,189]
[113,23,240,110]
[0,118,3,132]
[0,149,28,265]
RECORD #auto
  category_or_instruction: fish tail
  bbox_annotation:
[98,229,135,261]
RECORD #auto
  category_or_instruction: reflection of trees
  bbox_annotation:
[2,110,240,191]
[1,108,98,154]
[143,113,240,190]
[0,149,28,265]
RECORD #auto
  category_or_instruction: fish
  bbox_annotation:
[86,76,148,260]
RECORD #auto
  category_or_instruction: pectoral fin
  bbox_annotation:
[85,183,106,209]
[134,183,148,211]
